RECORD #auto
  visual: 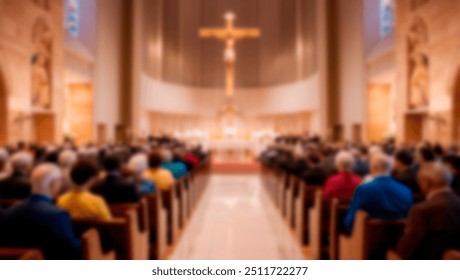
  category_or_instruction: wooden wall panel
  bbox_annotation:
[143,0,318,88]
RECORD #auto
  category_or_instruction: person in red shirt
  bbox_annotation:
[183,153,200,169]
[323,150,362,200]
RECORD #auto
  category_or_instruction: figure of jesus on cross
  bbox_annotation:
[199,12,261,97]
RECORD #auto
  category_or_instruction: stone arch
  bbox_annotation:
[407,16,429,110]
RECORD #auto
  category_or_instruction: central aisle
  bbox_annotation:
[170,175,305,260]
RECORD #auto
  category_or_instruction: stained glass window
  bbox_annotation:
[380,0,395,37]
[65,0,80,37]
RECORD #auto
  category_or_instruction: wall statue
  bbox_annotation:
[31,18,52,109]
[407,19,429,110]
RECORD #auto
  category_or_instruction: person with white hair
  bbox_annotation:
[0,151,33,199]
[396,162,460,259]
[0,148,11,180]
[58,149,78,194]
[344,152,413,232]
[128,153,157,194]
[323,150,362,200]
[1,164,81,259]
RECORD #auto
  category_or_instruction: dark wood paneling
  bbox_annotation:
[143,0,318,88]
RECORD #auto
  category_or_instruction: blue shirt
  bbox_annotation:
[139,179,156,195]
[344,176,413,232]
[2,194,81,259]
[161,161,188,180]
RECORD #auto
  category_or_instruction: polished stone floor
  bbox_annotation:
[170,175,305,260]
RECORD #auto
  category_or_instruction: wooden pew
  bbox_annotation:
[287,176,306,229]
[81,229,116,260]
[182,175,191,220]
[339,211,405,260]
[72,207,147,260]
[108,198,150,260]
[0,248,44,260]
[290,177,305,229]
[299,183,319,245]
[329,198,351,260]
[175,178,189,228]
[276,172,289,212]
[444,249,460,260]
[387,249,460,260]
[283,175,295,220]
[161,183,180,245]
[309,193,351,260]
[144,194,167,259]
[309,189,327,259]
[0,198,22,209]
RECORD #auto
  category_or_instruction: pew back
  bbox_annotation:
[329,198,351,260]
[0,248,44,260]
[108,199,149,260]
[339,211,405,260]
[81,228,116,260]
[73,210,140,260]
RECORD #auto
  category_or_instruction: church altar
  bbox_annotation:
[204,139,259,163]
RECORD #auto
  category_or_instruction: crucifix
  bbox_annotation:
[199,12,261,97]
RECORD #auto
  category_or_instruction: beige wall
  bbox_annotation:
[395,0,460,145]
[93,0,125,142]
[330,0,366,141]
[140,74,321,135]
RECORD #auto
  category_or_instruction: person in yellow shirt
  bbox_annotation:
[58,159,112,220]
[144,150,175,191]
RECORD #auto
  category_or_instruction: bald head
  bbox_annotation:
[370,152,392,176]
[418,162,452,195]
[31,164,62,198]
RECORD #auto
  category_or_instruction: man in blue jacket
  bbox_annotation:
[2,164,81,260]
[344,152,413,232]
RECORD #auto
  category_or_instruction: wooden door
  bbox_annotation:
[68,83,93,144]
[367,84,391,143]
[404,114,426,144]
[33,113,55,144]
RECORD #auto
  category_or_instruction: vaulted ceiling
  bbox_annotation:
[143,0,317,88]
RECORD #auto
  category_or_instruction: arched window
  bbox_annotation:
[65,0,80,37]
[380,0,395,37]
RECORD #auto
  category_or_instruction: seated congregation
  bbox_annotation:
[0,136,210,260]
[260,135,460,260]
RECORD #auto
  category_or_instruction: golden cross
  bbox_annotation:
[199,12,261,97]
